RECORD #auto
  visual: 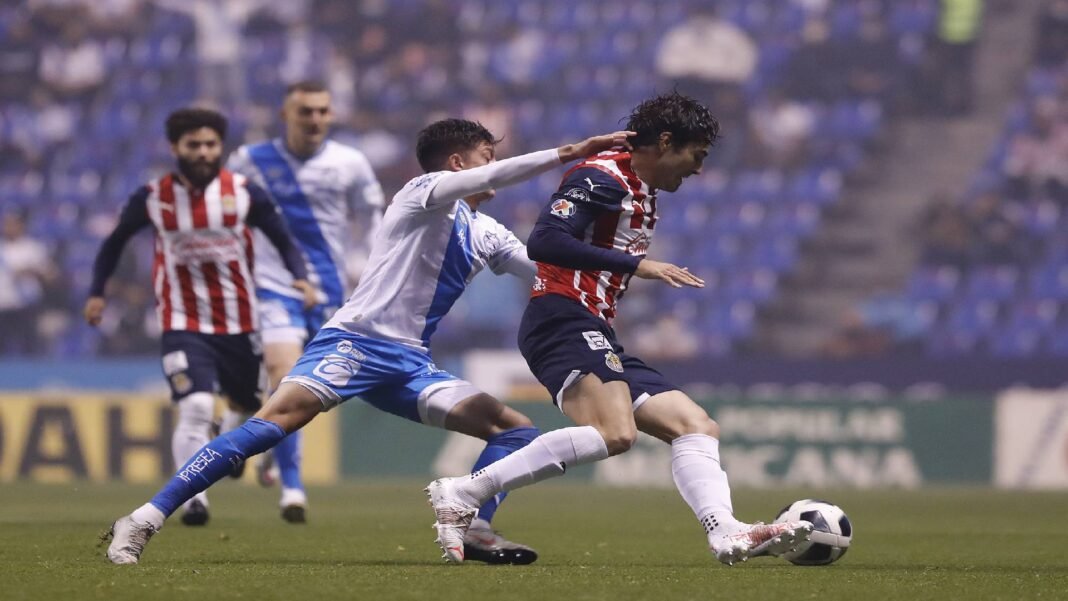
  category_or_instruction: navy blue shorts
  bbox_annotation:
[160,331,264,409]
[517,294,677,408]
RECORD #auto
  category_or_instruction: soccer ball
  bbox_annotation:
[773,499,852,566]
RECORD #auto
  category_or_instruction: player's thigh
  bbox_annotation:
[443,391,533,440]
[215,332,266,413]
[634,390,719,443]
[160,331,219,401]
[263,341,305,389]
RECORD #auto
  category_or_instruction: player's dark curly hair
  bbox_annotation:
[625,91,719,149]
[165,108,228,144]
[416,118,502,172]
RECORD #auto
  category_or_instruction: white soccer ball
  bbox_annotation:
[774,499,852,566]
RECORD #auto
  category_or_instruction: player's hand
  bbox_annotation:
[292,279,318,310]
[83,296,107,326]
[557,130,635,163]
[634,259,705,289]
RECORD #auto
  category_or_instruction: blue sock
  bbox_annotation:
[150,417,286,517]
[275,430,303,491]
[472,426,540,523]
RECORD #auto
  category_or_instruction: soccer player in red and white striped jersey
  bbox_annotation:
[85,108,313,526]
[427,92,814,566]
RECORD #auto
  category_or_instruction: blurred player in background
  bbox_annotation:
[104,118,633,566]
[85,108,315,527]
[226,81,385,523]
[426,92,813,565]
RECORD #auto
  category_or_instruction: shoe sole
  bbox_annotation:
[463,544,539,565]
[282,505,306,524]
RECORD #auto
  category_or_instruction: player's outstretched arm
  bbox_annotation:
[245,183,314,305]
[633,259,705,289]
[426,131,635,207]
[85,187,152,326]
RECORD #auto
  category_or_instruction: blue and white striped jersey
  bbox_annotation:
[227,138,384,309]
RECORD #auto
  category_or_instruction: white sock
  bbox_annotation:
[219,408,252,434]
[131,503,166,530]
[458,426,609,504]
[671,433,740,535]
[171,392,214,469]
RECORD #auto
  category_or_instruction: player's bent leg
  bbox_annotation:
[104,384,322,565]
[441,392,540,565]
[172,392,214,526]
[264,342,309,520]
[426,375,627,563]
[634,391,812,565]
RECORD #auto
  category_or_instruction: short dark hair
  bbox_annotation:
[285,80,329,96]
[415,118,501,172]
[165,108,228,144]
[625,91,719,149]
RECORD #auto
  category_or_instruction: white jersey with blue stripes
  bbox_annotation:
[227,138,384,309]
[325,170,536,351]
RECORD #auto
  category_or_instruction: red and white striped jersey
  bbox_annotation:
[530,151,657,323]
[90,169,307,337]
[145,170,258,334]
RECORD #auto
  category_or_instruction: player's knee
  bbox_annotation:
[599,427,638,456]
[257,384,322,431]
[680,414,720,439]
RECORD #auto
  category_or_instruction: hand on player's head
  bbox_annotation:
[633,259,705,289]
[558,131,635,163]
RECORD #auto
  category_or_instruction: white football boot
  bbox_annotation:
[104,515,159,565]
[708,520,813,566]
[425,478,479,563]
[280,487,308,524]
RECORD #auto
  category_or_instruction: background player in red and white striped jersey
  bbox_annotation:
[428,92,814,566]
[84,108,314,526]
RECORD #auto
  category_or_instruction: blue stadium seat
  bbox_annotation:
[906,266,961,302]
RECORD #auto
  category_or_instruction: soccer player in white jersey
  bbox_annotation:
[425,92,813,566]
[225,81,385,523]
[104,118,634,565]
[85,108,315,527]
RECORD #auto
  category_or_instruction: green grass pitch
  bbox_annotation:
[2,482,1066,600]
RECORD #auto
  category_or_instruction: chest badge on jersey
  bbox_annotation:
[221,194,237,214]
[551,198,576,218]
[605,351,624,373]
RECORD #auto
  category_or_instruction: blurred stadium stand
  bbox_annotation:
[2,0,1060,366]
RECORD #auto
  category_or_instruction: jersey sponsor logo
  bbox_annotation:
[551,198,576,218]
[582,331,612,351]
[624,232,651,255]
[312,353,363,388]
[564,187,589,202]
[605,351,624,373]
